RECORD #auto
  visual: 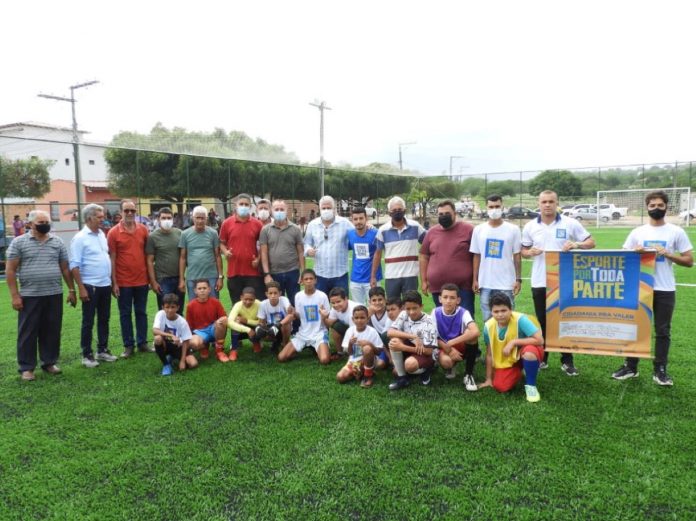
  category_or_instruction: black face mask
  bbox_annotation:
[648,208,667,220]
[35,223,51,234]
[438,214,454,228]
[391,210,405,222]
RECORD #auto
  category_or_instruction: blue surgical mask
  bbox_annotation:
[237,206,250,217]
[273,211,287,221]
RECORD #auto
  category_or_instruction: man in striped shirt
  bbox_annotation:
[371,196,426,300]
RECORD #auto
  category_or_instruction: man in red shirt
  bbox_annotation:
[108,199,153,358]
[218,193,264,304]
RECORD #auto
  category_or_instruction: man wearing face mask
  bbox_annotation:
[146,207,184,310]
[419,200,474,311]
[304,195,354,295]
[7,210,77,381]
[470,194,522,321]
[219,193,264,304]
[256,199,273,227]
[373,196,426,300]
[612,190,693,386]
[260,199,305,306]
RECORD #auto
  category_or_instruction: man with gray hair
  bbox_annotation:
[178,205,223,298]
[304,195,354,295]
[7,210,77,380]
[372,196,426,300]
[70,204,118,367]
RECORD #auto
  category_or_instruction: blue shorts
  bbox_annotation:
[192,323,217,344]
[377,349,389,364]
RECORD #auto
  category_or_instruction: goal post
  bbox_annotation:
[596,187,692,227]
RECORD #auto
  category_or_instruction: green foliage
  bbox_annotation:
[486,179,522,197]
[528,169,583,197]
[0,156,53,199]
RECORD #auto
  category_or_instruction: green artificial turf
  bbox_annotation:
[1,226,695,520]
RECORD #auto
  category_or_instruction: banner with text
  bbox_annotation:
[545,249,656,358]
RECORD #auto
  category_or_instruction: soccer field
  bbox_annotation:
[1,226,695,520]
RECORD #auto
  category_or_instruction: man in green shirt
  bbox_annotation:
[178,206,223,299]
[146,207,184,309]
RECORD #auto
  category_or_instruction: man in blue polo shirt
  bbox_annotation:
[347,206,381,304]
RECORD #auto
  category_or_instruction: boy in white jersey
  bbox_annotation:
[611,190,693,386]
[255,280,295,353]
[336,305,384,388]
[367,286,394,369]
[326,287,361,359]
[152,293,196,376]
[278,269,331,365]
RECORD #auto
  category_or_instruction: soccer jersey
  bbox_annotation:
[153,310,193,342]
[470,221,521,290]
[341,325,384,362]
[257,296,292,325]
[370,311,389,334]
[347,228,381,283]
[521,215,591,288]
[390,310,438,347]
[432,306,475,342]
[328,299,361,326]
[294,289,330,337]
[623,223,693,291]
[185,297,226,331]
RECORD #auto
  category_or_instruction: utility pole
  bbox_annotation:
[38,80,99,228]
[309,100,331,198]
[398,141,416,170]
[449,155,466,179]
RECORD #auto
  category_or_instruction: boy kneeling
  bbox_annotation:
[336,305,383,388]
[478,293,544,402]
[153,293,197,375]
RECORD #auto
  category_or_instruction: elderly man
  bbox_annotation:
[256,198,273,226]
[179,206,223,299]
[108,200,152,358]
[219,193,264,304]
[70,204,118,367]
[260,199,305,305]
[7,210,77,380]
[146,207,184,309]
[372,196,426,300]
[304,195,354,295]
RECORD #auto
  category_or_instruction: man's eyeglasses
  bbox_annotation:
[123,209,136,214]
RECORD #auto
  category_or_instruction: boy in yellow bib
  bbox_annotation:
[478,293,544,402]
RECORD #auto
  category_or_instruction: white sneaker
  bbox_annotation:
[539,361,548,369]
[463,373,478,392]
[445,367,457,380]
[82,357,100,368]
[96,351,118,362]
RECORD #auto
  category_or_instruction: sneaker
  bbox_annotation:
[360,375,374,388]
[561,362,579,376]
[612,364,639,380]
[137,343,155,353]
[463,373,478,392]
[161,364,173,376]
[269,325,280,337]
[420,368,432,386]
[252,342,262,353]
[229,350,238,362]
[120,347,134,359]
[525,385,541,403]
[254,325,267,338]
[653,366,673,386]
[539,361,548,370]
[216,349,230,363]
[82,356,100,368]
[42,364,62,375]
[444,367,457,380]
[96,350,118,362]
[21,370,36,381]
[388,376,410,391]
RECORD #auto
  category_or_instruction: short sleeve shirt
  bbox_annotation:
[376,219,426,279]
[347,228,381,283]
[294,289,329,336]
[419,222,474,292]
[470,221,521,290]
[179,226,219,280]
[218,216,263,277]
[6,233,69,296]
[259,222,303,274]
[153,310,193,342]
[390,310,438,348]
[257,296,292,325]
[146,228,182,280]
[341,325,384,361]
[107,222,149,287]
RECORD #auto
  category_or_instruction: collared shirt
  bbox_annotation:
[259,221,304,274]
[303,215,353,278]
[70,225,112,287]
[218,215,263,277]
[521,214,591,288]
[107,221,149,287]
[6,232,69,296]
[376,219,426,279]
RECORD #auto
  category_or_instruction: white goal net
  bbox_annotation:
[596,187,693,227]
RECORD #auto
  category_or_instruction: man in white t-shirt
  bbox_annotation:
[521,190,595,376]
[471,194,522,321]
[278,269,331,365]
[611,190,693,386]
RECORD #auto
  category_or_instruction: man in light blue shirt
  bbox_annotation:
[70,204,118,368]
[304,195,354,295]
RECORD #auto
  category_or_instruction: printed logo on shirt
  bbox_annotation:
[269,311,285,324]
[556,229,567,239]
[304,305,319,322]
[643,240,667,263]
[485,238,504,259]
[354,243,370,260]
[164,325,177,336]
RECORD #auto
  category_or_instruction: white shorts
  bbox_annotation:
[290,330,329,352]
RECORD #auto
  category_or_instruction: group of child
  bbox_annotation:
[154,268,544,403]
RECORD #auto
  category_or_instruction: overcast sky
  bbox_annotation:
[3,0,694,176]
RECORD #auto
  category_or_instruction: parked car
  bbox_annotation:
[680,208,696,223]
[503,207,539,219]
[597,203,628,220]
[364,206,378,218]
[569,206,610,223]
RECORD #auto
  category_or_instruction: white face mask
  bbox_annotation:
[257,209,270,221]
[488,208,503,220]
[320,208,334,221]
[160,218,174,230]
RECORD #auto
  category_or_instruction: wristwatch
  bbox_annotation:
[218,275,224,279]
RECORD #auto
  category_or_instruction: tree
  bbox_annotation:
[0,156,53,199]
[528,170,583,198]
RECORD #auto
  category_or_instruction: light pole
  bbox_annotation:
[449,155,466,179]
[398,141,416,170]
[38,80,99,227]
[309,100,331,198]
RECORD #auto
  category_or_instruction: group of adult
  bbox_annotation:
[7,189,692,386]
